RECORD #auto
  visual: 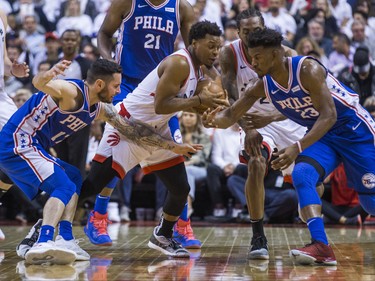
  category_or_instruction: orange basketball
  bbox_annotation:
[192,78,227,114]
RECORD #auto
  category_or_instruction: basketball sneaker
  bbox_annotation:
[25,240,76,265]
[148,226,190,258]
[84,211,112,246]
[55,235,90,261]
[248,235,269,260]
[173,219,201,249]
[289,240,337,265]
[0,228,4,240]
[16,219,43,258]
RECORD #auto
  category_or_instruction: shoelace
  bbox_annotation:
[90,216,112,235]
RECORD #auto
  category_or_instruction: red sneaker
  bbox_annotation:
[290,240,337,266]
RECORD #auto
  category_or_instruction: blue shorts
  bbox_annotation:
[300,114,375,194]
[0,137,82,200]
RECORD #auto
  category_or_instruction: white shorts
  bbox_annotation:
[240,119,306,175]
[0,92,17,130]
[93,122,184,179]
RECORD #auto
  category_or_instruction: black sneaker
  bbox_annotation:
[148,227,190,258]
[248,235,269,260]
[16,219,42,258]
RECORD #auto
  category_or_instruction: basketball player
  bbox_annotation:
[0,9,30,241]
[219,9,306,260]
[0,59,199,264]
[204,28,375,266]
[79,0,200,248]
[81,21,225,257]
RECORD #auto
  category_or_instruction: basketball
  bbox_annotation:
[192,78,227,114]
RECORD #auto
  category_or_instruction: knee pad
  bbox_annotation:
[359,194,375,215]
[292,162,321,208]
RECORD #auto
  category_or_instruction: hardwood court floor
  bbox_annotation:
[0,222,374,280]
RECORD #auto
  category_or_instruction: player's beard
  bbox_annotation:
[98,87,113,103]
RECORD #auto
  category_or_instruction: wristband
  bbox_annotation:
[296,141,303,153]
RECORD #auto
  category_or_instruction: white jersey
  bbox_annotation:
[0,17,18,130]
[229,39,306,171]
[117,48,202,127]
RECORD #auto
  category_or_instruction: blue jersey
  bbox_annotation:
[1,79,101,150]
[263,56,375,193]
[115,0,180,81]
[263,56,370,131]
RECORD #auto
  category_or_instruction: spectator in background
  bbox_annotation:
[33,32,60,75]
[262,0,297,44]
[60,0,98,21]
[295,36,329,67]
[19,15,45,58]
[307,19,333,56]
[5,44,32,91]
[328,32,354,77]
[338,46,375,105]
[349,19,375,62]
[322,163,367,225]
[314,0,339,38]
[224,20,239,44]
[82,43,100,62]
[329,0,353,31]
[206,124,241,217]
[227,164,298,223]
[56,0,93,41]
[11,88,32,109]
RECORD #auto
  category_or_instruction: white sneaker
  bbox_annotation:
[16,219,43,258]
[55,235,90,261]
[107,202,121,222]
[25,240,76,265]
[232,208,242,218]
[120,206,131,222]
[0,228,4,240]
[213,208,226,217]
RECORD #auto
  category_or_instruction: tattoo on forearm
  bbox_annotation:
[103,104,176,150]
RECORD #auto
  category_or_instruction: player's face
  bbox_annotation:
[98,73,121,103]
[239,17,264,47]
[248,46,274,77]
[193,34,221,67]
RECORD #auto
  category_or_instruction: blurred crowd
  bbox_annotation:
[1,0,375,226]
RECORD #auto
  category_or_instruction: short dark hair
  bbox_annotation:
[188,20,222,44]
[247,28,283,49]
[86,59,122,84]
[236,8,264,29]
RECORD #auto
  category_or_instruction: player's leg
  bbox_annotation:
[244,144,270,260]
[289,142,339,266]
[0,169,13,241]
[54,160,90,261]
[82,159,119,246]
[148,162,191,258]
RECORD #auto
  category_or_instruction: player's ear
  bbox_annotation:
[95,79,105,90]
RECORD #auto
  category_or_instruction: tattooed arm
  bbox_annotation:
[98,103,202,157]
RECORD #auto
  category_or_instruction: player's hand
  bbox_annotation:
[271,144,299,170]
[49,60,71,78]
[172,143,203,158]
[241,111,274,130]
[199,86,230,108]
[11,62,30,78]
[244,129,263,157]
[201,106,223,128]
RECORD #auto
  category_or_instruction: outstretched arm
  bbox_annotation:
[99,103,202,157]
[202,78,265,128]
